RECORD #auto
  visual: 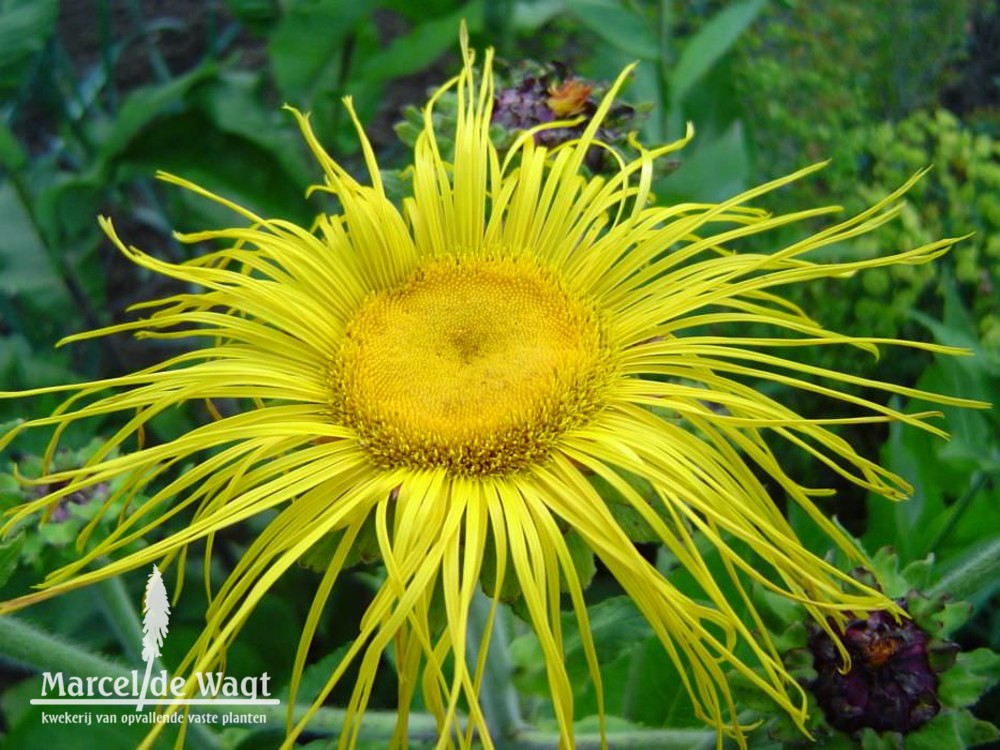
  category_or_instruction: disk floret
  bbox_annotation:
[333,255,614,475]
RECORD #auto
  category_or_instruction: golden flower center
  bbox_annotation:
[334,256,612,475]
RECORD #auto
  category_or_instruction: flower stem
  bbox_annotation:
[467,592,523,747]
[0,613,129,679]
[515,728,719,749]
[97,575,145,664]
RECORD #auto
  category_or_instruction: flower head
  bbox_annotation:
[0,29,984,749]
[808,606,942,734]
[490,60,638,170]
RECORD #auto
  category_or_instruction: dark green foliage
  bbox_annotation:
[732,1,998,371]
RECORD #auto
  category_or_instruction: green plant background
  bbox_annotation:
[0,1,998,748]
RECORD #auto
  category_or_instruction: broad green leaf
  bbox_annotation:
[0,119,26,171]
[191,71,313,190]
[478,530,524,603]
[616,634,703,727]
[932,538,1000,604]
[669,0,766,107]
[658,121,750,202]
[223,0,280,32]
[35,173,104,246]
[510,596,652,698]
[382,0,471,21]
[858,728,898,750]
[0,0,57,96]
[910,280,1000,474]
[116,110,313,225]
[565,0,658,59]
[0,532,23,588]
[911,276,992,358]
[563,529,596,591]
[97,63,219,164]
[359,0,483,83]
[276,643,351,707]
[863,410,950,562]
[0,337,75,423]
[937,648,1000,708]
[2,701,177,748]
[906,710,1000,750]
[513,0,566,30]
[0,184,67,300]
[267,0,372,102]
[900,555,935,592]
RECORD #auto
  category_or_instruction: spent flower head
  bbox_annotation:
[490,59,643,172]
[745,547,1000,748]
[0,28,988,749]
[808,604,943,734]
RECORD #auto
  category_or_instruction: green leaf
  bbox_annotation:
[223,0,281,32]
[276,643,351,707]
[728,668,790,713]
[97,63,219,165]
[512,0,566,30]
[563,529,596,591]
[0,0,57,97]
[1,677,177,748]
[0,532,23,588]
[359,1,482,83]
[868,545,908,596]
[908,595,974,638]
[478,532,523,604]
[906,709,1000,750]
[565,0,658,59]
[117,109,313,225]
[937,648,1000,708]
[190,71,313,189]
[911,278,993,360]
[35,173,105,245]
[0,119,26,171]
[509,596,652,699]
[0,184,68,302]
[751,585,807,639]
[930,538,1000,604]
[300,508,383,573]
[900,556,935,592]
[669,0,766,107]
[382,0,472,21]
[863,410,952,563]
[858,728,900,750]
[267,0,373,102]
[658,121,750,202]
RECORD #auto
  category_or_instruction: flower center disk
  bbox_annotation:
[335,256,612,475]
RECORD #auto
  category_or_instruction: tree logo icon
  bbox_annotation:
[31,564,278,714]
[136,565,170,711]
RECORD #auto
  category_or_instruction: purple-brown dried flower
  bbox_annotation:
[491,61,638,171]
[808,606,943,734]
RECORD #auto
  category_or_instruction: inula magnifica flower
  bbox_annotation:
[0,29,984,749]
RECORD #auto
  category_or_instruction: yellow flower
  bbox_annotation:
[0,29,984,749]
